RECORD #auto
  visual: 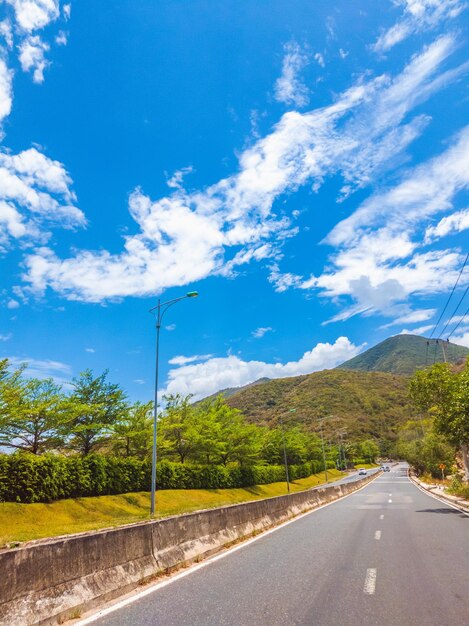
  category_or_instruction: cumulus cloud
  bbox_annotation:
[425,207,469,242]
[274,41,310,108]
[19,36,467,304]
[18,35,50,83]
[5,0,60,32]
[0,147,84,252]
[0,58,13,125]
[372,0,466,53]
[164,336,363,400]
[308,124,469,320]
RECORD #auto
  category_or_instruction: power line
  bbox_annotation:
[429,252,469,339]
[439,284,469,339]
[448,301,469,340]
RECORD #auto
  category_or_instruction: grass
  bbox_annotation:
[0,469,344,547]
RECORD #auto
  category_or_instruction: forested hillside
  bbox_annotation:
[225,369,412,448]
[338,334,469,375]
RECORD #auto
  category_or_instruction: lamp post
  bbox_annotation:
[318,417,329,483]
[278,408,296,494]
[149,291,198,516]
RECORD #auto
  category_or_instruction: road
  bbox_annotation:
[86,464,469,626]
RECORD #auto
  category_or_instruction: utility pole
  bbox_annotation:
[318,417,329,483]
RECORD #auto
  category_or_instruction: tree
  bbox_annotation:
[359,439,380,464]
[158,393,201,463]
[65,369,128,455]
[410,361,469,479]
[0,377,69,454]
[110,401,153,458]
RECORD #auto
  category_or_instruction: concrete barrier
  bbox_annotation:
[0,473,378,626]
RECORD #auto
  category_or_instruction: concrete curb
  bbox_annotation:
[408,474,469,514]
[0,473,379,626]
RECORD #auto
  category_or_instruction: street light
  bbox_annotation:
[318,417,329,483]
[149,291,199,516]
[278,408,296,494]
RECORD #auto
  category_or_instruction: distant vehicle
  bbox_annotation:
[380,465,385,470]
[384,466,390,472]
[358,468,367,475]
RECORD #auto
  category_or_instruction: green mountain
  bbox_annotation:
[337,334,469,375]
[225,368,412,444]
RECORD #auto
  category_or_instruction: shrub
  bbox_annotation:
[0,454,326,503]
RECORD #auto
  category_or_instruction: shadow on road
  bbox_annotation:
[416,507,469,519]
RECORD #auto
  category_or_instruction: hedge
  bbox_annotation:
[0,454,335,503]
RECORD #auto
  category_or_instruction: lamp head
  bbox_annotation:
[186,291,199,298]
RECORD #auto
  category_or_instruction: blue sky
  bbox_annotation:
[1,0,469,400]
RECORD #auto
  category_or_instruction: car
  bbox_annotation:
[380,465,385,470]
[384,466,390,472]
[358,468,367,475]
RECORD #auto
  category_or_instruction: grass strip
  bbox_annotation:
[0,469,346,546]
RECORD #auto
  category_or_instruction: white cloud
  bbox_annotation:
[381,308,436,328]
[311,125,469,320]
[21,36,465,302]
[6,298,19,309]
[0,147,84,251]
[164,336,363,400]
[399,324,434,335]
[0,20,13,49]
[373,0,466,53]
[18,35,50,83]
[5,0,60,32]
[252,326,273,338]
[447,330,469,348]
[314,52,325,68]
[55,29,67,46]
[168,354,213,366]
[84,347,95,353]
[7,355,71,384]
[274,41,310,108]
[165,323,176,331]
[0,333,12,341]
[133,378,145,385]
[166,166,193,189]
[425,207,469,242]
[0,58,13,125]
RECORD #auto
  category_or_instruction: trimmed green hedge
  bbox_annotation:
[0,454,334,503]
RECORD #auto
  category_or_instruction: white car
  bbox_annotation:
[358,468,367,475]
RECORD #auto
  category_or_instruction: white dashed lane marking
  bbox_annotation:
[364,568,377,595]
[374,530,381,540]
[379,514,384,520]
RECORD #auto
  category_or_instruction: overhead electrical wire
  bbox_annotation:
[447,301,469,340]
[438,283,469,339]
[429,251,469,339]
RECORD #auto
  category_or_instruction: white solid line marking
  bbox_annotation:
[374,530,381,540]
[75,477,379,625]
[379,514,384,520]
[364,568,377,594]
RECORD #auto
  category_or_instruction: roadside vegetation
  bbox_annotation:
[0,469,344,546]
[394,359,469,491]
[0,358,380,506]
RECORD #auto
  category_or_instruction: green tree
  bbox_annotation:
[359,439,380,464]
[0,377,69,454]
[158,393,201,463]
[409,361,469,479]
[110,401,153,458]
[65,369,128,455]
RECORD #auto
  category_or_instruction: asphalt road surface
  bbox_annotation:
[88,464,469,626]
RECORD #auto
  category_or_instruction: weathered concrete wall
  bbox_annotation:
[0,474,377,626]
